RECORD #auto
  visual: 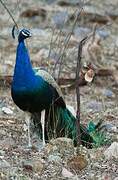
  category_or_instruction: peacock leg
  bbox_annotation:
[41,110,45,146]
[25,113,32,148]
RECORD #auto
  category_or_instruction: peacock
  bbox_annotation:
[11,28,102,148]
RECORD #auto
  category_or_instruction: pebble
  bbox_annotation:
[23,159,44,174]
[48,155,62,163]
[23,160,33,171]
[104,123,117,133]
[87,100,103,112]
[114,177,118,180]
[102,89,114,98]
[1,107,13,115]
[0,159,10,168]
[62,167,74,178]
[33,160,44,173]
[0,150,5,156]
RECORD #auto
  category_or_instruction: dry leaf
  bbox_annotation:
[85,69,95,82]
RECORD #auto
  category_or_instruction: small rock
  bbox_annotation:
[89,173,95,179]
[48,155,62,163]
[114,177,118,180]
[87,101,103,112]
[62,167,74,178]
[104,123,117,133]
[23,159,44,174]
[102,89,114,98]
[33,160,44,173]
[0,129,6,136]
[104,142,118,159]
[68,155,88,171]
[23,161,33,172]
[0,159,10,168]
[0,150,5,156]
[2,107,13,115]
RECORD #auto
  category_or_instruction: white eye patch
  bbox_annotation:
[22,31,29,37]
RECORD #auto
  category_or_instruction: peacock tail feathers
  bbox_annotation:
[31,105,95,147]
[31,106,76,141]
[53,107,77,140]
[88,121,109,147]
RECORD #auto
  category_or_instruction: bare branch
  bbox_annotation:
[52,8,84,81]
[76,36,87,146]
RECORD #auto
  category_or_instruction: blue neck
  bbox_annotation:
[13,40,36,90]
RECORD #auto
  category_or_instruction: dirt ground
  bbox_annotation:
[0,0,118,179]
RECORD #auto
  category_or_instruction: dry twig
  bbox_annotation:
[76,36,88,146]
[0,0,19,29]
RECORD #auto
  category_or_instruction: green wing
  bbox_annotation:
[33,67,65,103]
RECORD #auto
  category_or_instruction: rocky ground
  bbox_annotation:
[0,0,118,179]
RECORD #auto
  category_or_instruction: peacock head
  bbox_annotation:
[18,29,32,42]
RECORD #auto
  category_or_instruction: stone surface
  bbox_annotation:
[62,167,74,178]
[68,155,88,171]
[0,159,10,168]
[87,100,103,112]
[48,154,62,163]
[23,160,33,171]
[50,137,75,156]
[33,160,44,173]
[23,159,44,174]
[102,89,114,98]
[104,123,117,133]
[104,142,118,159]
[2,107,13,115]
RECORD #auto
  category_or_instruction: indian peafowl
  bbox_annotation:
[11,28,100,148]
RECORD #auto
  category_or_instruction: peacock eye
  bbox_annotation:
[22,31,29,37]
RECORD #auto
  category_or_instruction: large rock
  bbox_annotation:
[23,159,44,174]
[104,142,118,159]
[50,137,75,157]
